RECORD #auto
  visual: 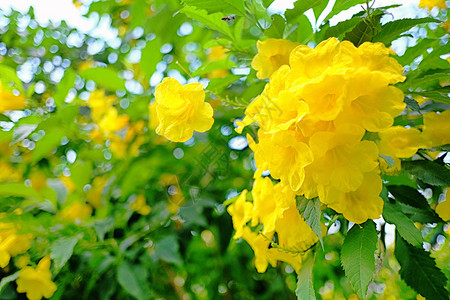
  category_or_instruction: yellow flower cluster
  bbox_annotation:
[419,0,447,10]
[227,176,318,273]
[0,82,26,113]
[87,90,144,158]
[0,222,33,268]
[16,256,57,300]
[130,194,151,215]
[153,77,214,142]
[237,38,407,225]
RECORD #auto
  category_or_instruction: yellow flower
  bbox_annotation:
[98,108,129,134]
[0,82,26,113]
[207,46,229,79]
[16,254,30,269]
[251,38,300,79]
[249,130,313,191]
[435,188,450,221]
[226,190,252,239]
[29,171,47,192]
[0,223,33,268]
[86,176,108,209]
[16,256,57,300]
[318,171,383,224]
[60,175,75,192]
[60,201,92,221]
[419,0,447,10]
[87,90,116,122]
[378,126,426,158]
[0,160,22,182]
[309,124,379,193]
[421,110,450,148]
[154,77,214,142]
[130,195,151,215]
[148,101,160,130]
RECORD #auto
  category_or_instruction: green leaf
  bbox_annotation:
[153,235,183,265]
[192,59,236,77]
[407,90,450,105]
[140,38,163,80]
[80,67,126,91]
[51,236,81,270]
[32,130,65,163]
[0,65,24,93]
[70,161,93,191]
[395,38,440,66]
[402,160,450,187]
[130,0,147,28]
[327,0,367,21]
[383,201,423,247]
[323,17,361,39]
[53,68,76,107]
[180,6,232,38]
[387,185,441,223]
[395,234,449,300]
[297,197,323,249]
[344,14,381,46]
[313,0,329,21]
[264,14,286,38]
[0,183,41,199]
[117,260,148,300]
[287,14,314,44]
[400,69,450,90]
[0,272,19,295]
[295,254,316,300]
[373,17,438,46]
[182,0,246,16]
[418,43,450,70]
[285,0,323,23]
[207,74,241,92]
[341,221,378,299]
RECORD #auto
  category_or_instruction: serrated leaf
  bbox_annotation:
[51,236,81,269]
[418,43,450,70]
[285,0,322,23]
[402,160,450,187]
[395,38,440,66]
[295,254,316,300]
[183,0,246,16]
[80,67,125,91]
[117,261,148,300]
[395,234,449,300]
[297,197,323,249]
[313,0,329,21]
[323,17,361,39]
[264,14,285,38]
[54,68,76,107]
[383,201,423,247]
[344,14,381,46]
[180,6,232,38]
[327,0,367,21]
[373,17,438,46]
[140,38,163,79]
[341,221,378,299]
[387,185,441,223]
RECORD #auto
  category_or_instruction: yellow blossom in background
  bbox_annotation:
[227,190,252,239]
[207,46,229,79]
[419,0,447,10]
[29,171,47,192]
[0,223,33,268]
[16,256,57,300]
[436,188,450,221]
[0,160,22,182]
[0,82,26,113]
[86,176,108,209]
[60,201,92,221]
[154,77,214,142]
[60,175,75,192]
[16,254,30,268]
[421,110,450,147]
[98,108,129,134]
[87,90,116,122]
[251,38,300,79]
[378,126,426,158]
[130,195,151,215]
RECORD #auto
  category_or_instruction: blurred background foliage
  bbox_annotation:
[0,0,449,299]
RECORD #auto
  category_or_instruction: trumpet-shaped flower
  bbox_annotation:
[421,110,450,147]
[251,38,299,79]
[378,126,426,158]
[16,256,57,300]
[154,77,214,142]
